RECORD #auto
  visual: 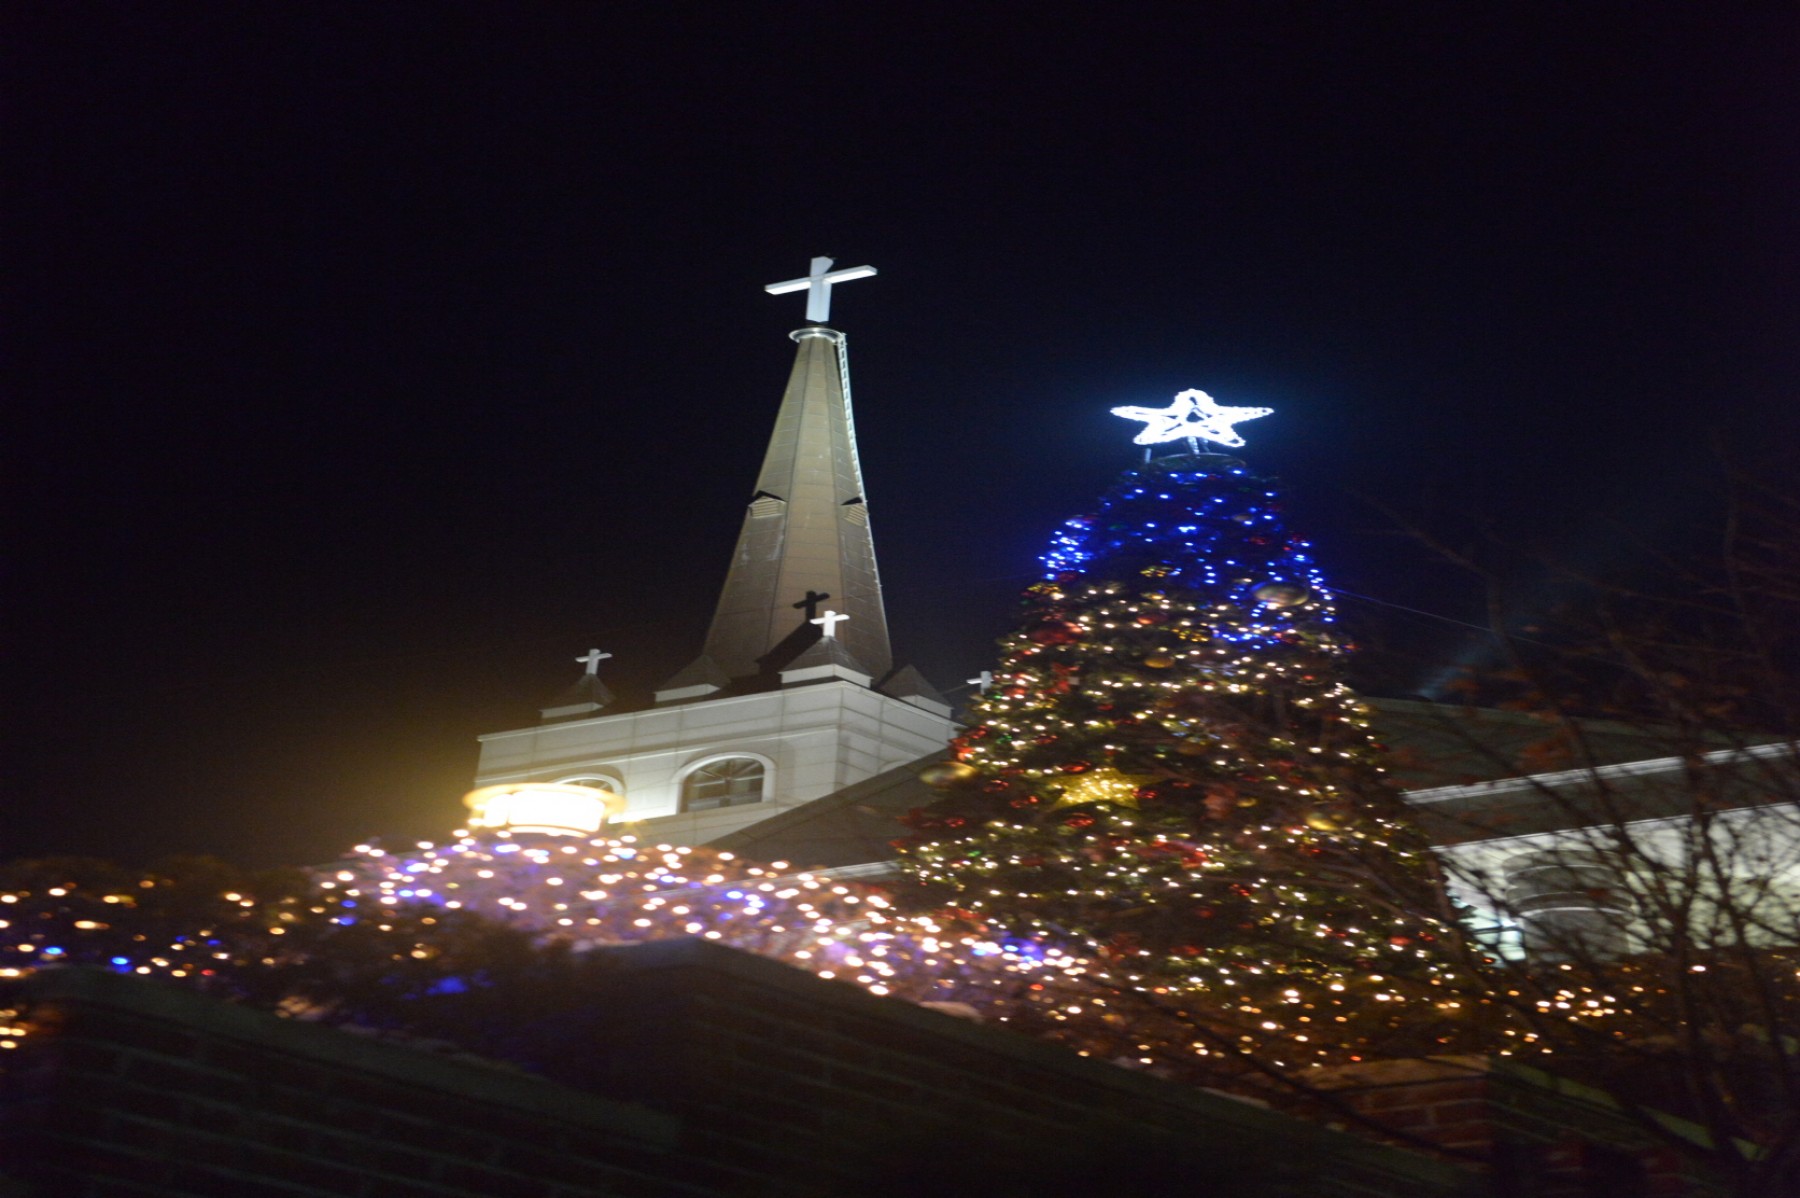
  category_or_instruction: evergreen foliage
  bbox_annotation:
[896,453,1485,1068]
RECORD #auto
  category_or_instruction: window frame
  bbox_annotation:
[678,754,772,813]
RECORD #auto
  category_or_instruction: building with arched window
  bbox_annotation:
[470,263,955,847]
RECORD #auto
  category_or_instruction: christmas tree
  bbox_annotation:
[897,393,1480,1073]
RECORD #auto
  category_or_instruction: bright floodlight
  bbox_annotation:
[463,782,625,837]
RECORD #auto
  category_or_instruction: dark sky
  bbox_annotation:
[10,4,1798,867]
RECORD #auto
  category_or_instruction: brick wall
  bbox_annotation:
[0,969,692,1198]
[1317,1057,1724,1197]
[2,946,1483,1198]
[505,939,1477,1197]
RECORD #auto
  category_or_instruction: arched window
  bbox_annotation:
[681,757,766,812]
[558,774,621,795]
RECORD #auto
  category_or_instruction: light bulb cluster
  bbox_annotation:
[324,831,1088,1002]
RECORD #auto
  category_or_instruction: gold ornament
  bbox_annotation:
[1143,654,1175,669]
[1050,769,1153,809]
[1252,582,1311,609]
[1304,811,1341,831]
[919,761,980,789]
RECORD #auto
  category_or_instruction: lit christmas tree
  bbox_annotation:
[896,392,1483,1073]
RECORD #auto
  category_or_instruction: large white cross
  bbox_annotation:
[966,671,994,693]
[810,609,851,639]
[575,648,613,676]
[765,256,877,323]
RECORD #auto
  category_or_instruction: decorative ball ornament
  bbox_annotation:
[1252,582,1311,609]
[1304,811,1341,831]
[919,761,980,790]
[1027,621,1083,646]
[1050,769,1154,809]
[1143,653,1176,669]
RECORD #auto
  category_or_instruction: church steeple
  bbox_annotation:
[658,258,893,700]
[475,258,953,842]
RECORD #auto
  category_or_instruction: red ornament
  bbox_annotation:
[1008,796,1039,808]
[1028,621,1083,646]
[1064,814,1095,829]
[1062,760,1093,774]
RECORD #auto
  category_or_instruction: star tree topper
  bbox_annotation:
[1111,389,1273,450]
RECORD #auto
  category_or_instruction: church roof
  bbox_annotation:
[700,698,1731,871]
[706,749,946,870]
[880,664,950,710]
[538,672,614,722]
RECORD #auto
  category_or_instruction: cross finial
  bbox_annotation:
[966,670,994,693]
[793,590,832,620]
[765,256,877,323]
[575,648,613,676]
[810,609,851,639]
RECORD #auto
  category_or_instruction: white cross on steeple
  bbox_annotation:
[575,648,613,676]
[810,610,851,639]
[765,256,877,323]
[967,670,993,693]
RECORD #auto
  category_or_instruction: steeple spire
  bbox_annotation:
[658,259,893,700]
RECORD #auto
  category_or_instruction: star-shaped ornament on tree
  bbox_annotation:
[1111,390,1273,450]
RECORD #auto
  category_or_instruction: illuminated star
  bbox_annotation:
[1111,390,1273,449]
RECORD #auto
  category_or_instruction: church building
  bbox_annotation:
[468,258,956,849]
[464,258,1794,967]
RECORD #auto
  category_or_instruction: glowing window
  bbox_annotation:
[682,758,766,812]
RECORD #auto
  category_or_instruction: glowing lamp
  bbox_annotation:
[463,782,624,837]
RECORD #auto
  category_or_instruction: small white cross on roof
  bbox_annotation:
[575,648,613,675]
[810,610,851,639]
[967,671,994,692]
[765,256,877,323]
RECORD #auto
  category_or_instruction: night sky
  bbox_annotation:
[11,5,1797,868]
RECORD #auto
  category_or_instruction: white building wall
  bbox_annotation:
[473,681,954,847]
